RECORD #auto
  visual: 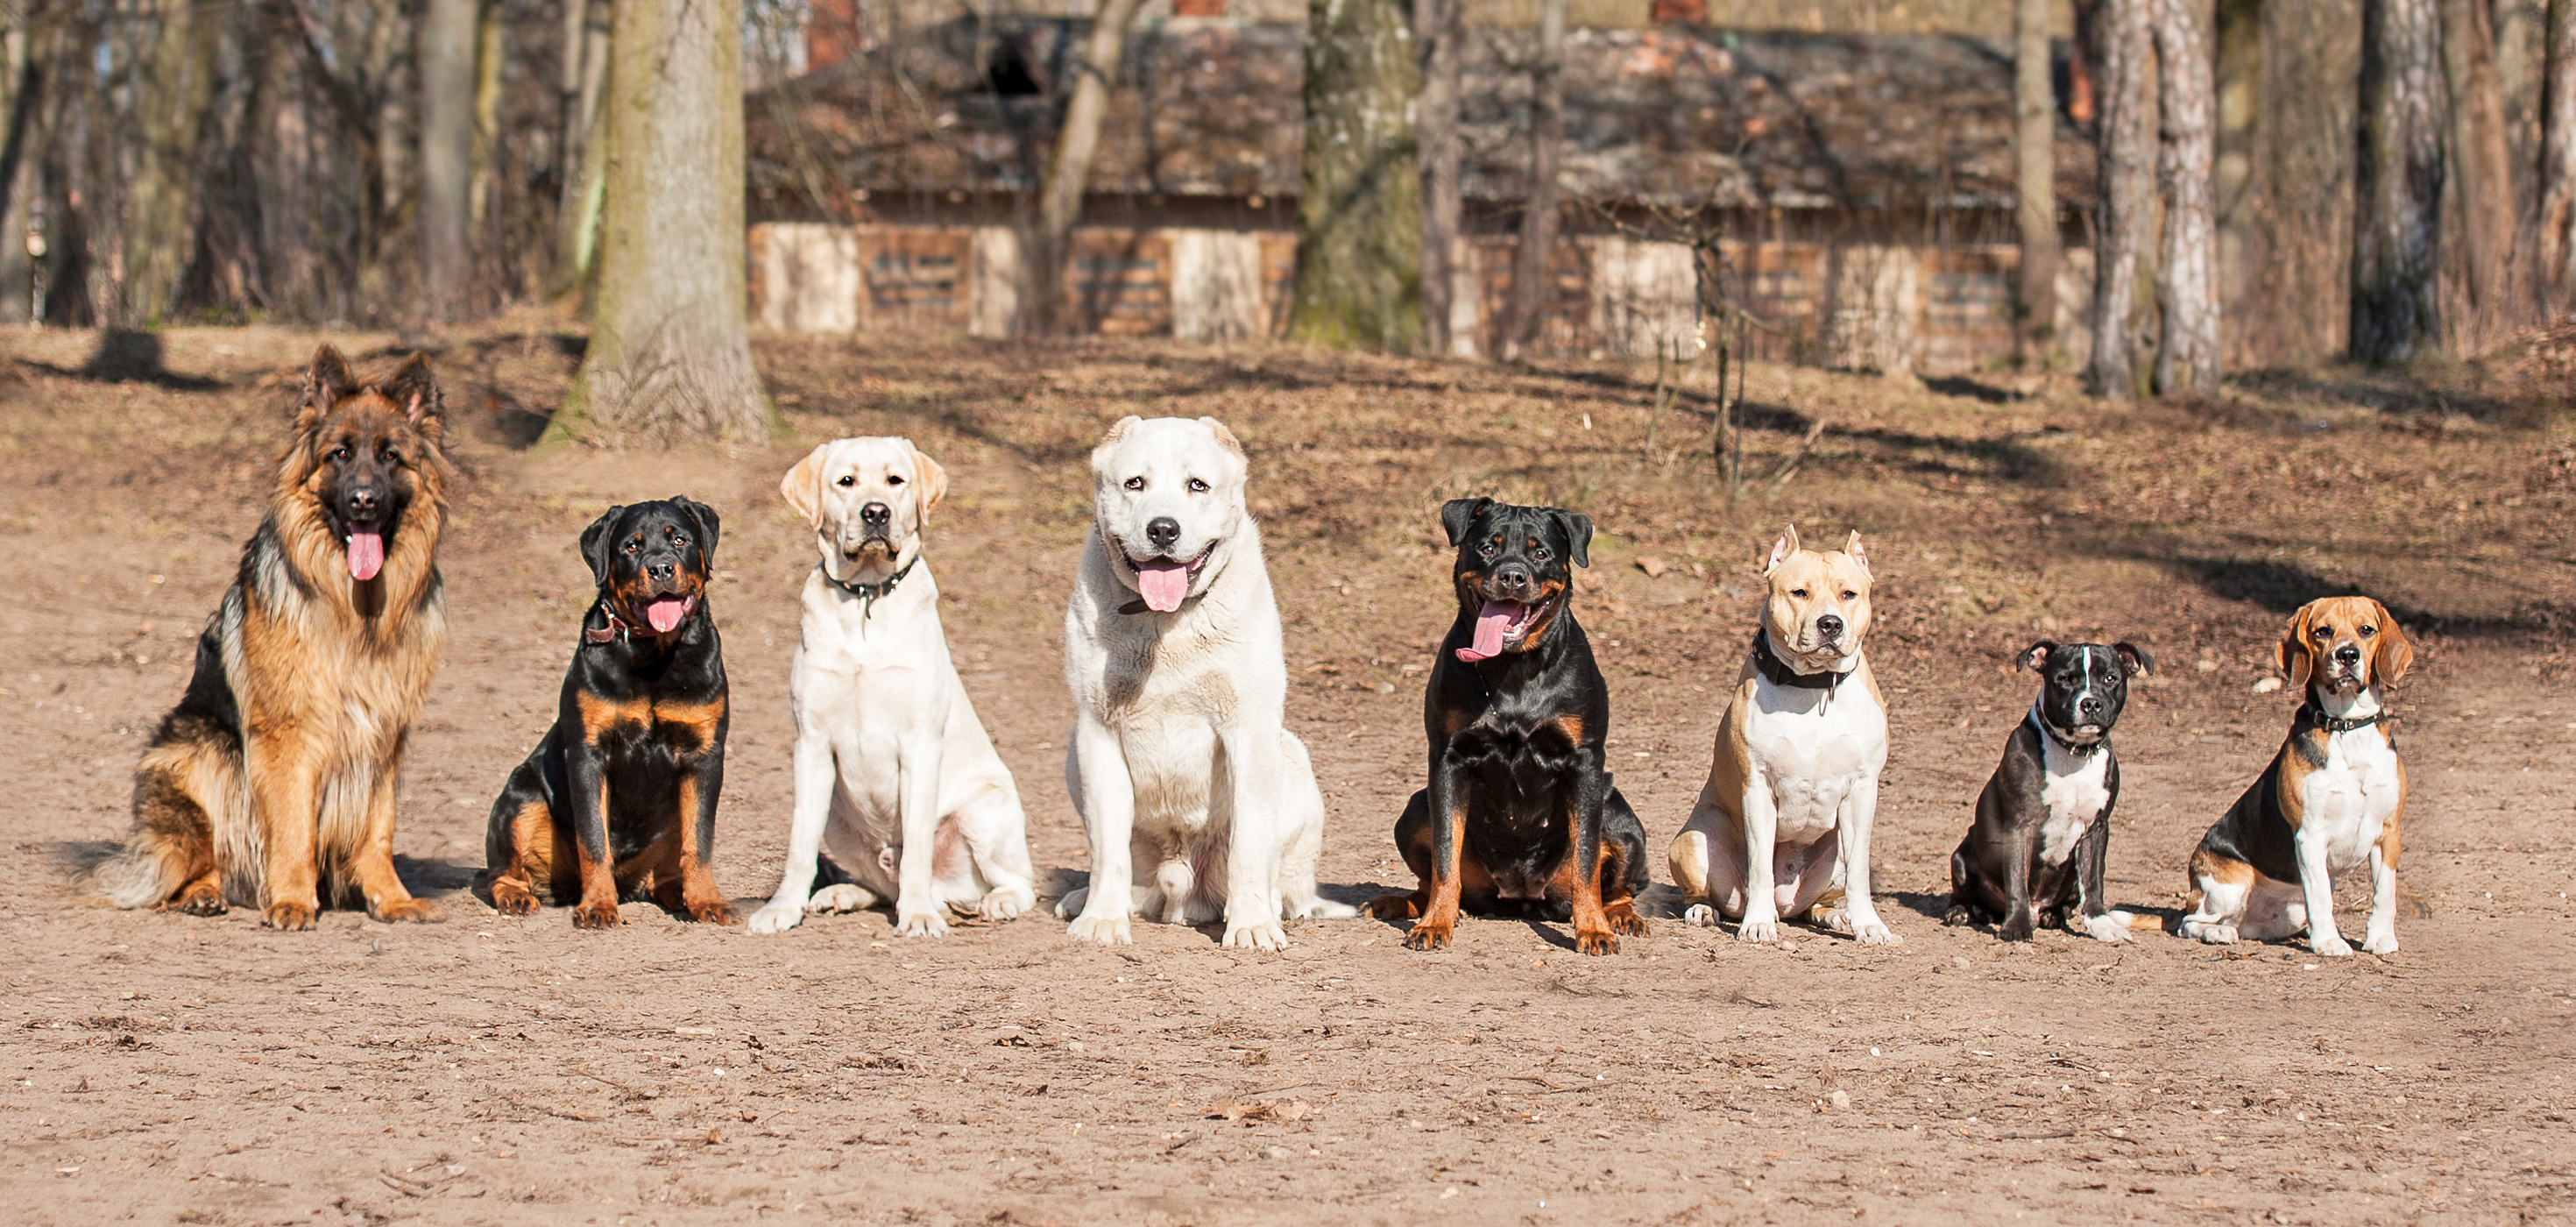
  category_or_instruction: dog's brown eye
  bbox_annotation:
[329,445,350,462]
[2314,627,2333,639]
[1841,590,1857,600]
[836,475,855,487]
[1124,477,1145,492]
[887,474,905,486]
[1187,478,1209,493]
[2358,625,2375,636]
[1791,588,1809,599]
[379,448,400,464]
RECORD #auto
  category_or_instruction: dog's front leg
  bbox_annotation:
[1833,774,1896,944]
[749,726,838,934]
[2072,819,2127,943]
[1565,769,1619,956]
[244,723,322,931]
[1064,712,1136,945]
[565,743,621,929]
[2361,816,2402,954]
[2291,823,2352,956]
[353,739,439,923]
[891,731,951,939]
[1995,821,2038,942]
[661,741,733,926]
[1408,762,1469,951]
[1217,719,1291,951]
[1736,772,1783,943]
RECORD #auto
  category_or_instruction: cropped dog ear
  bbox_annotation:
[296,345,358,427]
[669,496,720,564]
[780,443,831,528]
[2112,641,2154,677]
[1197,416,1246,460]
[1440,497,1493,547]
[2367,599,2413,684]
[908,443,949,524]
[2277,603,2318,691]
[1552,509,1593,568]
[579,506,626,588]
[2017,640,2058,672]
[376,353,442,428]
[1091,415,1144,473]
[1844,530,1871,575]
[1762,523,1801,575]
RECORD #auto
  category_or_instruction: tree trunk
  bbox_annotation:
[2546,0,2576,316]
[120,0,220,326]
[1506,0,1567,358]
[1292,0,1422,351]
[550,0,611,299]
[2351,0,2446,365]
[2088,0,2156,399]
[1029,0,1144,335]
[419,0,477,322]
[469,4,505,235]
[2439,0,2515,344]
[0,17,39,323]
[560,0,772,443]
[1416,0,1463,356]
[2155,0,2220,394]
[2014,0,2060,361]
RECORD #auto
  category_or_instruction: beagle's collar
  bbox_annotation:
[1752,628,1845,692]
[828,557,916,620]
[2027,705,2105,756]
[2300,703,2393,737]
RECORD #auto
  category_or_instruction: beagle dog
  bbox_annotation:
[2179,597,2414,956]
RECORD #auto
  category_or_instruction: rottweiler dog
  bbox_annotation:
[484,498,735,929]
[1368,497,1651,954]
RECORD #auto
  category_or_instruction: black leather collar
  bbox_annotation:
[2299,702,2392,736]
[2027,706,2106,756]
[829,557,915,620]
[1752,628,1844,692]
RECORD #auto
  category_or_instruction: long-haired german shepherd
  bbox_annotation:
[93,345,452,929]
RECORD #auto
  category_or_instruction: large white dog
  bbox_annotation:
[1056,415,1352,949]
[747,436,1037,938]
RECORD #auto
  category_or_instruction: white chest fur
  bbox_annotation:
[1741,674,1888,838]
[2035,727,2113,866]
[2297,724,2403,873]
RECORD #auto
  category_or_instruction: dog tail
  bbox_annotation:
[2103,908,2165,932]
[91,830,187,911]
[94,737,233,909]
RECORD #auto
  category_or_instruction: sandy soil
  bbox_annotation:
[3,324,2572,1225]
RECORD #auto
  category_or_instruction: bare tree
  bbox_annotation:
[419,0,477,322]
[1416,0,1464,356]
[2440,0,2516,344]
[2155,0,2220,394]
[1029,0,1145,335]
[561,0,774,441]
[2013,0,2060,362]
[121,0,219,325]
[2546,0,2576,316]
[2351,0,2446,365]
[0,5,44,323]
[1505,0,1567,358]
[552,0,612,298]
[1292,0,1422,351]
[2088,0,2156,398]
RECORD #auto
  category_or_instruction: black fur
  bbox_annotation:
[1946,640,2149,940]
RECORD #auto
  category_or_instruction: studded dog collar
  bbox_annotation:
[1752,628,1846,692]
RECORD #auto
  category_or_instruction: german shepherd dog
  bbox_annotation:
[483,499,735,929]
[94,346,451,929]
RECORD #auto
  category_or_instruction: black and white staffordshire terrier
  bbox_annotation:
[1945,640,2154,943]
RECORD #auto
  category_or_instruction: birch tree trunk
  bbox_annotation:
[120,0,219,325]
[2155,0,2220,394]
[2088,0,2157,399]
[1029,0,1144,335]
[2545,0,2576,316]
[2439,0,2515,343]
[2014,0,2061,360]
[419,0,478,321]
[2351,0,2446,365]
[1416,0,1463,356]
[1292,0,1422,351]
[1505,0,1567,358]
[559,0,773,442]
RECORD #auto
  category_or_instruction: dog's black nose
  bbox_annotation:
[2078,695,2104,715]
[647,559,676,581]
[1145,516,1181,550]
[346,488,379,517]
[2334,644,2360,664]
[860,501,891,529]
[1490,563,1533,598]
[1816,614,1844,640]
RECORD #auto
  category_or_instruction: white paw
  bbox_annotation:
[1065,911,1132,946]
[1737,916,1780,944]
[979,887,1032,921]
[893,908,951,939]
[2186,922,2237,945]
[1294,897,1358,920]
[1053,887,1089,920]
[1684,904,1717,927]
[2084,916,2132,944]
[1852,917,1899,946]
[2311,933,2354,958]
[808,884,872,914]
[2361,932,2399,955]
[1224,920,1291,952]
[746,903,804,935]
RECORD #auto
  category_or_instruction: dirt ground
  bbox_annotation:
[3,321,2572,1226]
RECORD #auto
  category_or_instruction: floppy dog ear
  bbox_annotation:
[1762,523,1801,575]
[1091,415,1144,472]
[2367,599,2413,684]
[669,496,720,564]
[579,507,626,588]
[908,443,949,524]
[2277,602,2318,691]
[2017,640,2058,672]
[2112,641,2153,677]
[376,354,442,428]
[1844,530,1871,575]
[1440,497,1493,547]
[296,345,357,428]
[780,443,830,528]
[1552,509,1593,569]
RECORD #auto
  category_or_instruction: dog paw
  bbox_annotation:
[1683,903,1717,927]
[490,886,541,918]
[1065,912,1131,946]
[1401,920,1454,951]
[894,909,951,939]
[1574,928,1620,956]
[2311,934,2354,958]
[1364,893,1422,921]
[1223,920,1290,952]
[2361,932,2399,955]
[1295,897,1359,920]
[166,885,228,916]
[1941,905,1971,927]
[2190,923,2237,945]
[979,887,1033,921]
[747,903,805,934]
[808,884,872,914]
[371,897,442,924]
[1736,917,1780,944]
[262,901,318,931]
[1852,918,1900,946]
[571,900,623,930]
[688,899,737,926]
[2083,916,2132,944]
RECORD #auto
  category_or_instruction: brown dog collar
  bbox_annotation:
[1752,628,1844,692]
[584,612,631,644]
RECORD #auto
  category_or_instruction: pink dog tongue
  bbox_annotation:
[645,598,690,635]
[1135,559,1191,613]
[1456,599,1524,663]
[345,531,384,581]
